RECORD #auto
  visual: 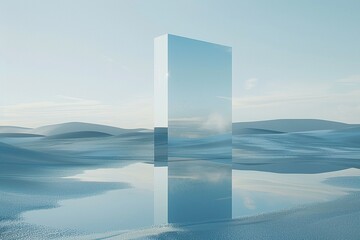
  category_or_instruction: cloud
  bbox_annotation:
[102,55,129,70]
[170,165,230,183]
[244,78,258,90]
[232,74,360,123]
[56,95,87,101]
[67,162,154,190]
[232,93,329,109]
[0,97,105,115]
[232,87,360,124]
[216,96,232,101]
[233,168,360,201]
[336,75,360,84]
[0,96,153,129]
[169,117,202,122]
[201,112,230,133]
[243,195,256,210]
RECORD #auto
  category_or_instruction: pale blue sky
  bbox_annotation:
[1,0,359,128]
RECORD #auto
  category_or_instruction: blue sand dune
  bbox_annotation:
[0,133,44,138]
[233,119,359,133]
[232,126,360,173]
[0,126,31,134]
[45,131,113,139]
[0,142,66,165]
[30,122,147,136]
[233,128,284,135]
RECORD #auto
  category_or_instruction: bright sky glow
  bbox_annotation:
[1,0,359,128]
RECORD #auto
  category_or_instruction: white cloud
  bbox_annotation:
[169,117,202,122]
[233,168,360,200]
[243,195,256,210]
[232,93,329,109]
[0,96,153,129]
[336,75,360,84]
[201,112,230,133]
[66,162,154,190]
[232,88,360,123]
[216,96,232,101]
[231,74,360,123]
[244,78,258,90]
[56,95,87,101]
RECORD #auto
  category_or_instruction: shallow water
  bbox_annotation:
[22,163,154,233]
[233,168,360,218]
[21,163,360,235]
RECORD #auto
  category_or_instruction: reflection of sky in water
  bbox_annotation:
[23,189,153,233]
[22,163,360,234]
[65,162,153,190]
[167,160,232,223]
[232,168,360,218]
[22,163,154,233]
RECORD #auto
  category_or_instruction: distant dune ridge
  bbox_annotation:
[0,126,32,134]
[0,141,61,165]
[233,119,360,134]
[233,128,284,135]
[0,122,147,137]
[30,122,146,136]
[0,119,359,138]
[0,133,44,138]
[45,131,113,139]
[232,120,360,174]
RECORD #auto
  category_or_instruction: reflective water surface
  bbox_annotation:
[21,162,360,234]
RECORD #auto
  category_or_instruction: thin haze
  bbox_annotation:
[1,0,359,128]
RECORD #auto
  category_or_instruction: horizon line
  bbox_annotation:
[0,118,358,130]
